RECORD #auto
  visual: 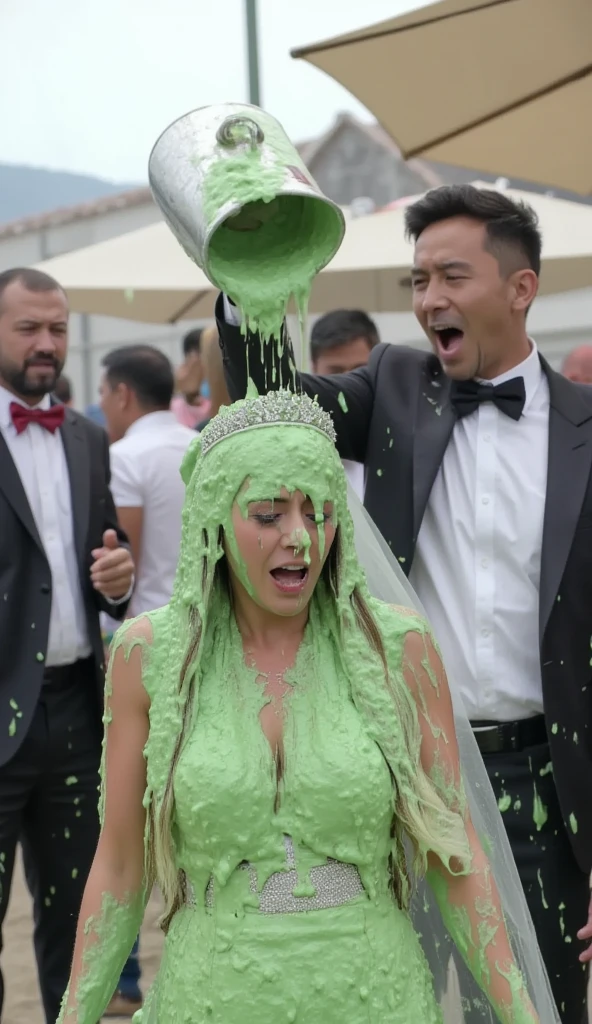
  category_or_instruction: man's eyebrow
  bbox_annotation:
[411,259,473,275]
[15,317,68,326]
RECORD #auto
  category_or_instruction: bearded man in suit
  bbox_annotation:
[0,267,134,1022]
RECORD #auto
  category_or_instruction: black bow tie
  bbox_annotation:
[450,377,526,421]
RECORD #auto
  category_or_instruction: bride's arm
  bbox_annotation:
[57,619,151,1023]
[402,629,539,1024]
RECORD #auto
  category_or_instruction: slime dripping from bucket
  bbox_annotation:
[201,113,343,371]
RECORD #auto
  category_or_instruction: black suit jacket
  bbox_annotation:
[0,406,130,768]
[217,301,592,874]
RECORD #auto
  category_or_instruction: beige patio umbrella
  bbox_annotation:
[292,0,592,195]
[32,215,416,321]
[35,184,592,321]
[34,221,216,323]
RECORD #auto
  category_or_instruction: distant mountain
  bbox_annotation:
[0,164,140,226]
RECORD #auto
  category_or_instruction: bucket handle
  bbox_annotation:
[216,116,264,150]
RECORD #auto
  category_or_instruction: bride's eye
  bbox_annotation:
[306,512,332,525]
[252,513,281,526]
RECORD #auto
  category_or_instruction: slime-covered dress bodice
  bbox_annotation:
[173,617,394,904]
[137,607,443,1024]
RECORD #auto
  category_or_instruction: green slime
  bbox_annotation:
[201,113,343,344]
[57,396,539,1023]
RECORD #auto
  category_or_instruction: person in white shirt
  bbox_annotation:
[0,267,134,1024]
[99,343,196,1017]
[216,184,592,1022]
[100,344,197,619]
[310,309,379,501]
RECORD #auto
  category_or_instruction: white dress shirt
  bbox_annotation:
[108,411,196,617]
[0,385,91,667]
[409,344,549,722]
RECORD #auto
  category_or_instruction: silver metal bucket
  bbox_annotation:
[148,103,345,296]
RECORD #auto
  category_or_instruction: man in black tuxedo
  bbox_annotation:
[216,185,592,1022]
[0,268,134,1022]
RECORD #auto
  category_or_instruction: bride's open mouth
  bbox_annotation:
[270,565,309,594]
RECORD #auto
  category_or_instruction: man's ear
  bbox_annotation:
[510,268,538,313]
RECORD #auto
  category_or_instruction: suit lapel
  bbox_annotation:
[0,431,44,551]
[412,356,456,538]
[539,363,592,638]
[59,409,90,568]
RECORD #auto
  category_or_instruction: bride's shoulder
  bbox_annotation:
[108,607,172,673]
[369,601,440,674]
[111,609,158,649]
[369,597,426,632]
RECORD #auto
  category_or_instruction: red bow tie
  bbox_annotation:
[10,401,65,435]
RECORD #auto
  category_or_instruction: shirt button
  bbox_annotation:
[40,583,51,594]
[481,557,489,568]
[483,433,491,442]
[481,628,490,637]
[481,496,490,505]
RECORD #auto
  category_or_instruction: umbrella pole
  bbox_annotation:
[245,0,261,106]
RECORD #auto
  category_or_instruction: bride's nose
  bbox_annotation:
[280,524,309,555]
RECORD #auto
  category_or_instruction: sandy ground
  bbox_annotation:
[3,850,590,1022]
[3,851,163,1023]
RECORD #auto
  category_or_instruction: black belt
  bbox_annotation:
[43,656,94,689]
[470,714,547,754]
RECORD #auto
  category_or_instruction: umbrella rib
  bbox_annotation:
[169,291,210,324]
[404,64,592,159]
[291,0,514,57]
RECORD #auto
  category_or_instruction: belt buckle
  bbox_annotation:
[495,722,520,752]
[507,724,519,752]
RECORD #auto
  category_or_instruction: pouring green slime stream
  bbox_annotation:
[202,136,343,355]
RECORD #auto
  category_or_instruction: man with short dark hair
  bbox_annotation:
[100,344,196,617]
[0,267,134,1022]
[310,309,379,375]
[217,185,592,1021]
[310,310,379,499]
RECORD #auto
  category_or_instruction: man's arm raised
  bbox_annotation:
[215,293,382,465]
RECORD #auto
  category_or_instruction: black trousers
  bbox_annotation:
[431,740,589,1023]
[485,742,589,1023]
[0,661,101,1024]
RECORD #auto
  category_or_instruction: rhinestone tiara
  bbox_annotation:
[200,390,337,456]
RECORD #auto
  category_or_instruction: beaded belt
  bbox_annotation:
[191,836,365,914]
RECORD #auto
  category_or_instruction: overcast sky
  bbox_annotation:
[0,0,431,182]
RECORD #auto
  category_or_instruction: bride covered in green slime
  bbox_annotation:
[57,390,545,1024]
